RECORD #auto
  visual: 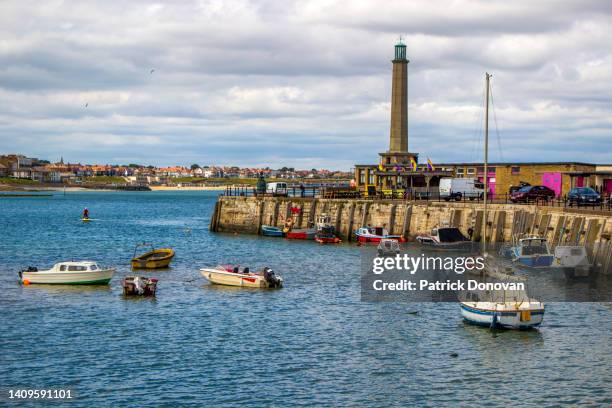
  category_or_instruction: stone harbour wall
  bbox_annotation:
[210,196,612,272]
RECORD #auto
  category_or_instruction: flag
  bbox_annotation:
[427,158,435,171]
[378,163,384,171]
[409,157,418,171]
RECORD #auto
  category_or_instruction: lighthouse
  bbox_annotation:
[389,39,409,153]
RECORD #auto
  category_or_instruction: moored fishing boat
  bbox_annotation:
[19,261,115,285]
[315,226,341,244]
[314,214,341,243]
[261,225,284,237]
[131,244,175,269]
[355,226,405,243]
[416,227,471,250]
[285,228,317,240]
[511,237,554,268]
[459,301,545,329]
[199,265,283,288]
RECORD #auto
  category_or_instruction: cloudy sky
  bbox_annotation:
[1,0,611,169]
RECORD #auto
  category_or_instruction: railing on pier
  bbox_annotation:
[222,185,612,212]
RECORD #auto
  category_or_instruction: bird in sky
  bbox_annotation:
[85,102,88,108]
[150,69,155,74]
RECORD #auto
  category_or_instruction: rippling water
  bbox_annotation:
[0,191,610,406]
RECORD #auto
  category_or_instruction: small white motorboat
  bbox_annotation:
[355,227,406,243]
[200,265,283,288]
[19,261,115,285]
[552,246,593,277]
[377,239,400,257]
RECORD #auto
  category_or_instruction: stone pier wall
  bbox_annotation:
[211,196,612,272]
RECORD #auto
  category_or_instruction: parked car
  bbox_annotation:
[567,187,601,206]
[508,181,531,195]
[510,185,555,203]
[439,178,484,201]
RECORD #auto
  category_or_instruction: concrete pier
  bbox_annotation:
[211,196,612,273]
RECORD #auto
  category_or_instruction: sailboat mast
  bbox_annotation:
[483,73,491,252]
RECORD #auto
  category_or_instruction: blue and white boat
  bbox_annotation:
[511,236,554,268]
[460,301,545,329]
[261,225,284,237]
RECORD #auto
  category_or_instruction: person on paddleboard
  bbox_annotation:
[83,208,89,219]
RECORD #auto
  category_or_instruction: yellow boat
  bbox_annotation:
[82,218,91,223]
[131,244,175,269]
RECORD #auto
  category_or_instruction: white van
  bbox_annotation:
[266,182,288,196]
[439,178,484,201]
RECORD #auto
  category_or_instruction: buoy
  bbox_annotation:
[23,279,30,285]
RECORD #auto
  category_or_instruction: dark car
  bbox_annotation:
[567,187,601,206]
[510,185,555,203]
[508,181,531,195]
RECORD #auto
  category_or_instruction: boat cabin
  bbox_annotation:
[359,227,389,236]
[431,227,469,243]
[53,261,100,272]
[517,237,551,256]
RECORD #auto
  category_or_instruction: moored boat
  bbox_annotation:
[285,228,316,240]
[355,226,405,243]
[122,276,158,296]
[19,261,115,285]
[416,227,471,250]
[377,238,400,256]
[315,227,341,244]
[459,301,545,329]
[131,244,175,269]
[552,245,593,278]
[261,225,284,237]
[314,215,341,244]
[511,237,554,268]
[200,265,283,288]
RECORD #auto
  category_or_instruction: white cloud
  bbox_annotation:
[0,0,610,168]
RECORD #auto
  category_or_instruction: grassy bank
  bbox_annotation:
[83,176,126,184]
[0,177,41,185]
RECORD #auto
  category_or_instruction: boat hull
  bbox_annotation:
[21,268,115,285]
[356,234,405,243]
[200,268,283,289]
[131,248,175,269]
[514,255,554,268]
[286,229,316,240]
[416,238,472,251]
[261,226,284,237]
[315,236,341,244]
[460,302,544,329]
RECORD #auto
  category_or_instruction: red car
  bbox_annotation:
[510,185,555,203]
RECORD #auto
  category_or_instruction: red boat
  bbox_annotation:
[285,228,316,240]
[354,226,406,243]
[315,225,341,244]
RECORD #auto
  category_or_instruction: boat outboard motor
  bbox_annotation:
[263,267,280,287]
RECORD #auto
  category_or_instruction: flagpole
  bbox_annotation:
[483,73,491,256]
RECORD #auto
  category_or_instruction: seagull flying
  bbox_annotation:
[150,69,155,74]
[85,102,88,108]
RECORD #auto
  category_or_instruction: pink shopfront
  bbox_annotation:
[477,167,497,197]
